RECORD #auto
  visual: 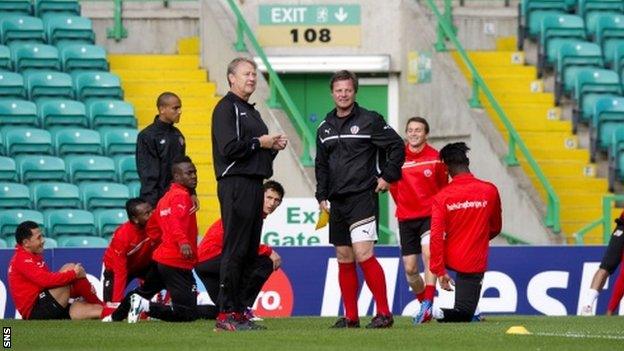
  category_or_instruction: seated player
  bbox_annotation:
[102,198,156,303]
[195,180,284,324]
[8,221,115,320]
[580,211,624,315]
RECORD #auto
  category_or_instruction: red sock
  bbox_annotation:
[416,291,425,302]
[338,262,359,321]
[359,256,390,316]
[70,278,102,305]
[100,306,116,319]
[607,268,624,313]
[424,285,436,302]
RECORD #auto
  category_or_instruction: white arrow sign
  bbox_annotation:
[334,7,348,22]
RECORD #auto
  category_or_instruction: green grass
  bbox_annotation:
[3,316,624,350]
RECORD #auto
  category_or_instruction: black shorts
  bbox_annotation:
[398,217,431,256]
[329,191,378,246]
[599,221,624,274]
[28,290,70,320]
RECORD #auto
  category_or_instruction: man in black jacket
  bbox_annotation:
[211,57,287,331]
[316,70,404,329]
[135,92,198,210]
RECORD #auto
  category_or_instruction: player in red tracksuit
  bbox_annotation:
[112,156,210,323]
[102,198,156,303]
[389,117,448,323]
[428,142,502,323]
[195,180,284,323]
[8,221,115,320]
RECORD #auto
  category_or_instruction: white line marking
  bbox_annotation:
[532,332,624,340]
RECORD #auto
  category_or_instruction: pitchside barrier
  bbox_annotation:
[0,246,622,319]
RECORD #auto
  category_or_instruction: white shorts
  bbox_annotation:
[350,217,378,243]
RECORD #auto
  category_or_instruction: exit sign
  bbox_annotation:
[258,4,361,47]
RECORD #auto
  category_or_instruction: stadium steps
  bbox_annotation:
[452,38,611,244]
[109,37,220,233]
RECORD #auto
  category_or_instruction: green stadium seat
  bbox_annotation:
[0,156,16,181]
[79,182,129,211]
[72,71,122,100]
[37,98,87,128]
[29,181,79,209]
[93,208,127,237]
[591,96,624,160]
[44,236,57,248]
[57,235,107,247]
[23,70,73,100]
[0,182,30,208]
[5,236,15,247]
[0,45,11,70]
[35,0,80,17]
[85,99,135,128]
[0,71,25,98]
[65,155,114,183]
[0,99,37,126]
[614,41,624,75]
[98,127,137,156]
[575,93,621,133]
[43,14,94,45]
[555,41,604,104]
[9,42,60,71]
[0,1,32,15]
[51,127,101,156]
[571,68,622,131]
[518,0,574,49]
[44,208,95,237]
[59,43,108,72]
[114,155,138,183]
[15,154,65,182]
[0,15,45,44]
[0,238,6,248]
[0,209,43,238]
[538,14,586,76]
[1,126,52,155]
[594,14,624,67]
[127,180,140,197]
[579,0,624,37]
[609,127,624,189]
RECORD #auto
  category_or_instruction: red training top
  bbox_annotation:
[8,245,77,319]
[102,221,157,302]
[429,173,502,276]
[197,218,273,263]
[390,143,448,221]
[152,183,198,269]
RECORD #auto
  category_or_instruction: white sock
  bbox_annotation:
[582,289,599,306]
[432,307,444,320]
[140,297,150,312]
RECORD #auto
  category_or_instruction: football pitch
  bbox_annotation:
[2,316,623,350]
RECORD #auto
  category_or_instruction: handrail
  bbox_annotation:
[424,0,561,233]
[226,0,315,167]
[106,0,128,41]
[500,231,530,245]
[574,194,624,244]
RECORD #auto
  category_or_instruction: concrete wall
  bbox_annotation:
[82,1,200,54]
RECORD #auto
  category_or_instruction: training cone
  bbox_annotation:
[506,326,531,335]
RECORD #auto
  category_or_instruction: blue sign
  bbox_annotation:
[0,246,620,318]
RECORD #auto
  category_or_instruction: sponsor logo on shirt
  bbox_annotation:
[324,128,331,134]
[350,125,359,134]
[446,200,488,211]
[423,169,432,177]
[160,208,172,217]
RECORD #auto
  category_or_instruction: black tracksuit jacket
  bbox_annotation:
[136,116,186,206]
[315,103,405,202]
[211,92,275,180]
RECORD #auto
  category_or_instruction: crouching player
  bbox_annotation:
[195,180,284,330]
[102,198,157,303]
[428,143,501,323]
[8,221,115,320]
